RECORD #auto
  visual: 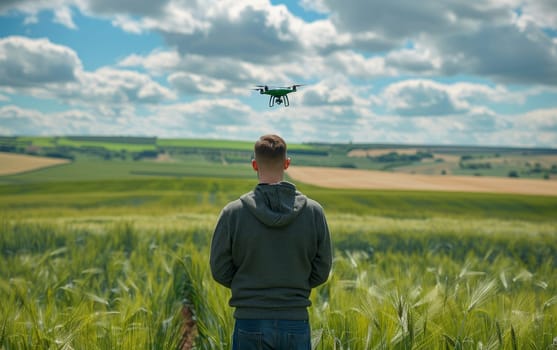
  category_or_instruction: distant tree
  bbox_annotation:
[508,170,519,178]
[372,151,433,163]
[459,162,491,170]
[45,150,74,160]
[339,163,357,169]
[0,144,16,152]
[132,150,159,161]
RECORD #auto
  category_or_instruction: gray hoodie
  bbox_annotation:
[210,181,332,320]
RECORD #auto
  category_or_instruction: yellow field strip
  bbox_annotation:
[0,152,70,175]
[287,166,557,196]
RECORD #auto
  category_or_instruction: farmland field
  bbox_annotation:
[1,176,557,349]
[1,138,557,349]
[158,138,317,152]
[287,166,557,196]
[3,136,557,180]
[0,152,70,176]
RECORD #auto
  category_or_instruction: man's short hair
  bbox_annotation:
[254,134,287,167]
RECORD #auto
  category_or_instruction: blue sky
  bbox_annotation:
[1,0,556,147]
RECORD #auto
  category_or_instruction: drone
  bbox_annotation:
[252,84,303,107]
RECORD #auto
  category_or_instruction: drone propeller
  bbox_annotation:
[277,84,304,90]
[253,85,269,92]
[252,85,268,94]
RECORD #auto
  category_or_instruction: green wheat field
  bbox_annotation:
[1,178,556,349]
[1,137,556,349]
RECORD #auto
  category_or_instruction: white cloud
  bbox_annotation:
[168,72,228,95]
[107,4,209,35]
[0,0,81,29]
[299,0,329,14]
[162,4,302,62]
[520,0,557,30]
[84,0,170,17]
[300,77,371,107]
[0,36,81,87]
[75,67,176,105]
[326,51,394,79]
[347,112,529,147]
[53,6,77,29]
[1,0,556,146]
[0,105,98,135]
[302,88,353,107]
[383,80,467,116]
[0,37,175,111]
[147,99,260,138]
[381,79,525,117]
[487,109,557,147]
[514,108,557,132]
[433,24,557,85]
[6,0,555,86]
[297,19,350,52]
[319,0,557,85]
[385,45,441,74]
[118,50,181,75]
[323,0,514,40]
[2,99,556,147]
[118,49,296,95]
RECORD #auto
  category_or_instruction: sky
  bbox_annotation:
[0,0,556,147]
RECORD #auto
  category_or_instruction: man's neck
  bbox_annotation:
[258,173,283,184]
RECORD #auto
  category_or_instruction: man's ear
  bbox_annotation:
[252,159,259,171]
[284,157,291,170]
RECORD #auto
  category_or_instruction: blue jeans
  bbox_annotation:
[232,319,311,350]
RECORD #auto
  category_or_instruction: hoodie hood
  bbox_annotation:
[240,181,307,227]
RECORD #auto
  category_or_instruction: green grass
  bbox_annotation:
[0,158,255,185]
[2,177,557,222]
[298,183,557,221]
[14,136,57,148]
[56,138,158,152]
[10,136,319,153]
[158,138,255,151]
[0,220,188,349]
[1,208,555,349]
[158,138,318,152]
[1,175,556,349]
[6,136,555,180]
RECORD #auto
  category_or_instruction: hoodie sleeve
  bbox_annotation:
[210,207,237,288]
[309,206,333,288]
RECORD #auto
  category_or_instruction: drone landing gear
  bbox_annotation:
[268,95,290,107]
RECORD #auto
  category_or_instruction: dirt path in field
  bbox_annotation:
[180,304,197,350]
[0,152,70,175]
[287,166,557,196]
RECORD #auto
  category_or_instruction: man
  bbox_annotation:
[210,134,332,350]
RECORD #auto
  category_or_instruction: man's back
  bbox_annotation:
[209,134,332,350]
[210,181,332,320]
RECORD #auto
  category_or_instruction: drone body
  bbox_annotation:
[252,85,302,107]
